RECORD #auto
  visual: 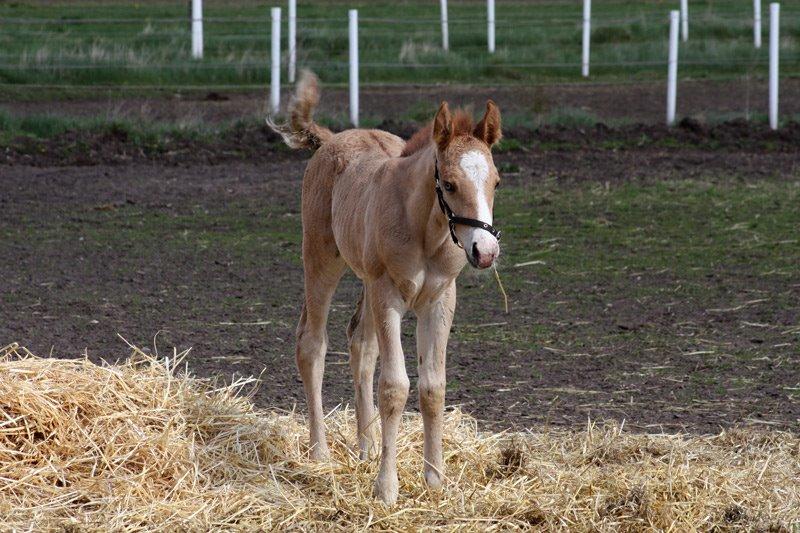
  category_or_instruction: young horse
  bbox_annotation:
[270,71,502,505]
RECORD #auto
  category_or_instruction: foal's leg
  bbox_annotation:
[369,277,409,505]
[416,281,455,490]
[296,253,345,461]
[347,286,379,460]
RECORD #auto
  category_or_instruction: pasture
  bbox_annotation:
[1,0,799,88]
[1,0,799,529]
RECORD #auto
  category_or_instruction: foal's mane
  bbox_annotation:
[400,109,474,157]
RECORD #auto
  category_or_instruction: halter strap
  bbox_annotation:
[434,160,501,249]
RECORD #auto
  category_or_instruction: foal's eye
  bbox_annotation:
[443,181,455,192]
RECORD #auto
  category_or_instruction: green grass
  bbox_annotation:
[40,176,793,351]
[0,0,798,88]
[0,108,201,141]
[451,177,800,346]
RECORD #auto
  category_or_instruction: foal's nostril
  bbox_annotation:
[471,242,480,261]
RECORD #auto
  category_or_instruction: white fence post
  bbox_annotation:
[288,0,297,83]
[349,9,359,127]
[270,7,281,116]
[666,10,679,126]
[680,0,689,41]
[581,0,591,77]
[440,0,449,52]
[487,0,495,53]
[191,0,203,59]
[754,0,762,48]
[769,2,779,130]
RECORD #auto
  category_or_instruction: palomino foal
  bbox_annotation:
[270,71,502,505]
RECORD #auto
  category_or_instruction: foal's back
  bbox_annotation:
[301,128,405,275]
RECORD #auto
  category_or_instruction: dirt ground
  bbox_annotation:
[1,82,799,434]
[2,154,798,434]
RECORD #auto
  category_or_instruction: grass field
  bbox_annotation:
[1,0,799,88]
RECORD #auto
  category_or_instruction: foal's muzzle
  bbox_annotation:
[467,234,499,270]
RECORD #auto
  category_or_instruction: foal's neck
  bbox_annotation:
[398,143,451,253]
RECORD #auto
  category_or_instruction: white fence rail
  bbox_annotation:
[754,0,762,48]
[487,0,495,54]
[288,0,297,83]
[270,7,281,115]
[667,10,680,126]
[440,0,449,51]
[581,0,591,77]
[680,0,689,42]
[769,2,780,129]
[191,0,203,59]
[349,9,359,127]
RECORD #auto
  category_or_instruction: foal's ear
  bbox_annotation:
[432,101,453,151]
[473,100,502,147]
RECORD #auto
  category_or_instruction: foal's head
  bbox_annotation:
[433,101,502,269]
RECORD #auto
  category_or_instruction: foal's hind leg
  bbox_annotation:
[296,248,345,461]
[347,286,379,460]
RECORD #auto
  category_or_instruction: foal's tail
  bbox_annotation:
[267,69,333,150]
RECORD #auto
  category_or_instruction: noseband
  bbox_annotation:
[434,160,501,249]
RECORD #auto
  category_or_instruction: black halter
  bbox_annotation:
[434,160,501,249]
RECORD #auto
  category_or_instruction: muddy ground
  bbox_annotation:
[1,83,799,434]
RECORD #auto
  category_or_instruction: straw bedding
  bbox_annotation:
[1,342,798,531]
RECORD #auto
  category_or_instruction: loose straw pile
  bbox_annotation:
[1,342,798,531]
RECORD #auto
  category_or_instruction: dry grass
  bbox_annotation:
[1,342,798,532]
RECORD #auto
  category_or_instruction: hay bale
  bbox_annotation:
[0,342,798,531]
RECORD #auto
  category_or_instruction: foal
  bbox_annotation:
[270,71,502,505]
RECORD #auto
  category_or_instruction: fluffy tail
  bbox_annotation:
[266,69,333,150]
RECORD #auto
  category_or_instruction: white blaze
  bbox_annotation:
[459,150,492,224]
[458,150,498,264]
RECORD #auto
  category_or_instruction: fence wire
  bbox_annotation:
[0,6,796,89]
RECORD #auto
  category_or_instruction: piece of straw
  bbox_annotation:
[492,265,509,314]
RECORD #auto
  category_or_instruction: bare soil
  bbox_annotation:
[1,80,798,432]
[2,139,798,433]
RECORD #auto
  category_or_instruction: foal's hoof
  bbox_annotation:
[374,475,399,505]
[424,469,444,491]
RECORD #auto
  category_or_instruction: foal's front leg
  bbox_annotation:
[416,281,455,490]
[369,278,409,505]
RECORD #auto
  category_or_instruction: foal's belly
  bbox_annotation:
[329,182,371,277]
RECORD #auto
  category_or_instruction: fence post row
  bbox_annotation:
[581,0,591,77]
[680,0,689,42]
[191,0,203,59]
[440,0,449,52]
[769,2,779,130]
[288,0,297,83]
[754,0,762,48]
[666,10,679,126]
[349,9,359,127]
[271,7,281,116]
[487,0,495,53]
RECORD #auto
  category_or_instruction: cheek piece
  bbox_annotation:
[434,159,501,249]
